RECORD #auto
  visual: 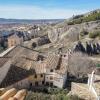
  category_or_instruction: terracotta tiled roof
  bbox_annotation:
[5,46,39,61]
[4,45,39,70]
[0,57,10,68]
[45,54,60,69]
[12,57,34,70]
[55,55,67,74]
[4,46,23,57]
[0,45,43,88]
[32,61,46,74]
[41,53,68,74]
[0,65,35,88]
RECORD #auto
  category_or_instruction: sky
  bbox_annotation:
[0,0,100,19]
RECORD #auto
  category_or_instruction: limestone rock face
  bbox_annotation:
[60,26,80,42]
[48,29,59,43]
[48,20,100,43]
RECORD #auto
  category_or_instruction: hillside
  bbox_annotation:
[47,9,100,45]
[67,9,100,25]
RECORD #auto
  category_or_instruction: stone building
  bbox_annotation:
[44,53,68,88]
[8,33,23,48]
[0,45,68,89]
[0,46,39,89]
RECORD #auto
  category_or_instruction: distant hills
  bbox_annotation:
[0,18,64,24]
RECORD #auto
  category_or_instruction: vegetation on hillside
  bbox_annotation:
[79,29,100,39]
[89,31,100,38]
[80,30,89,37]
[25,88,81,100]
[67,10,100,25]
[25,93,81,100]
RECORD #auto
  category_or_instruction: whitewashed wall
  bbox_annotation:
[54,73,67,88]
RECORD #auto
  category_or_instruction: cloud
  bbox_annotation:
[0,5,90,19]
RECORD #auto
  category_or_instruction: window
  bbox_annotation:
[37,55,44,61]
[29,83,32,89]
[41,74,43,77]
[50,76,53,80]
[64,55,66,57]
[35,82,38,86]
[50,69,53,72]
[42,81,44,85]
[46,82,49,86]
[34,74,37,78]
[46,77,48,79]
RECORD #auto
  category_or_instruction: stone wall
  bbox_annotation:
[71,82,96,100]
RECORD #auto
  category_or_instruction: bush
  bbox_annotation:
[73,18,82,24]
[67,11,100,25]
[68,95,82,100]
[25,92,68,100]
[67,18,82,25]
[25,91,82,100]
[73,15,84,19]
[89,31,100,38]
[57,94,69,100]
[80,31,88,37]
[67,21,74,25]
[32,42,37,48]
[25,88,69,100]
[47,87,68,95]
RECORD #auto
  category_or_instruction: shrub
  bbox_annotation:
[25,92,82,100]
[68,95,81,100]
[73,18,82,24]
[67,11,100,25]
[25,88,70,100]
[73,15,84,19]
[80,31,88,37]
[89,31,100,38]
[47,87,68,95]
[67,21,74,25]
